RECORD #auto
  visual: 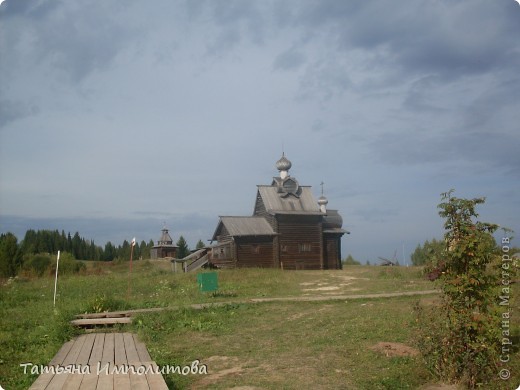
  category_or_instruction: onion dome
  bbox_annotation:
[276,153,292,172]
[318,195,329,206]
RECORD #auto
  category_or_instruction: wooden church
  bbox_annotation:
[209,154,347,270]
[150,226,178,259]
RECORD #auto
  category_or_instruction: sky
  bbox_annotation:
[1,0,519,264]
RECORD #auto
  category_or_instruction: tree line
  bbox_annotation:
[0,229,205,278]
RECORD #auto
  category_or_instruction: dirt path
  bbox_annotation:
[75,289,440,322]
[188,289,439,309]
[248,289,438,302]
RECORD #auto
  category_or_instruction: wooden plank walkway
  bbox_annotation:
[29,333,168,390]
[71,317,133,327]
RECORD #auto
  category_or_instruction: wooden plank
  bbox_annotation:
[89,333,106,365]
[113,333,131,389]
[50,340,76,365]
[30,332,168,390]
[75,308,166,320]
[45,334,88,389]
[122,333,149,390]
[140,362,168,390]
[79,333,105,390]
[97,333,114,390]
[133,337,152,362]
[71,318,132,326]
[133,335,168,390]
[62,333,96,390]
[123,333,140,364]
[29,340,75,390]
[76,313,129,319]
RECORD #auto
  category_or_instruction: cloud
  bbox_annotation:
[273,47,306,70]
[0,0,519,264]
[0,99,39,127]
[296,0,520,82]
[0,0,140,84]
[370,126,520,178]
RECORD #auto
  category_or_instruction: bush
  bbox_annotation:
[23,254,52,276]
[22,252,86,277]
[50,252,86,275]
[84,293,129,313]
[415,190,508,388]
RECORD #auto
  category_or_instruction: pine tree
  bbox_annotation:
[0,233,21,277]
[176,236,190,259]
[343,254,360,265]
[195,239,205,250]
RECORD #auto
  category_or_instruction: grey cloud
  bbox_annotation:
[273,48,306,70]
[371,127,520,177]
[197,0,267,55]
[0,99,39,127]
[298,59,353,100]
[462,78,520,131]
[1,0,140,83]
[1,0,519,264]
[297,0,520,81]
[0,0,61,18]
[402,76,448,113]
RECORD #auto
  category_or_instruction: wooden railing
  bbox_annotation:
[183,249,209,272]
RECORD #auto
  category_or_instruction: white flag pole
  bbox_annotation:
[53,250,61,307]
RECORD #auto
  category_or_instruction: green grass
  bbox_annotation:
[132,297,432,389]
[0,261,518,389]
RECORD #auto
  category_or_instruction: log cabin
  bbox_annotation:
[209,154,348,270]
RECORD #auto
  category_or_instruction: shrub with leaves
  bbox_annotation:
[84,293,129,313]
[415,190,508,388]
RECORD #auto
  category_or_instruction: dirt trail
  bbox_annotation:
[75,290,440,321]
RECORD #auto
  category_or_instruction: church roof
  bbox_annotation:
[322,210,349,234]
[211,216,278,240]
[256,185,323,215]
[156,227,174,246]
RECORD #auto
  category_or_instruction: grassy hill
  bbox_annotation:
[0,261,517,389]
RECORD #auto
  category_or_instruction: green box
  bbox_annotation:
[197,272,218,292]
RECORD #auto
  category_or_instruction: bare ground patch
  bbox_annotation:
[302,286,340,291]
[193,356,277,388]
[419,384,460,390]
[369,342,419,357]
[193,356,244,388]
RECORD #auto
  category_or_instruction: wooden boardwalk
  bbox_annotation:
[29,333,168,390]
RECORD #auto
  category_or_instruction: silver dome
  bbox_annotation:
[276,154,292,171]
[318,195,329,206]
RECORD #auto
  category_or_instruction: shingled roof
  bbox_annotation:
[211,216,278,240]
[256,185,323,215]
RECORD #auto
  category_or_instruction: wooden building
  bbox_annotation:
[150,226,178,259]
[209,154,347,270]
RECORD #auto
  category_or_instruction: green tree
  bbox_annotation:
[195,239,205,250]
[415,190,507,388]
[176,236,190,259]
[119,240,131,261]
[342,254,360,265]
[103,241,116,261]
[410,238,444,266]
[0,233,22,277]
[21,229,37,254]
[139,240,148,259]
[71,232,82,259]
